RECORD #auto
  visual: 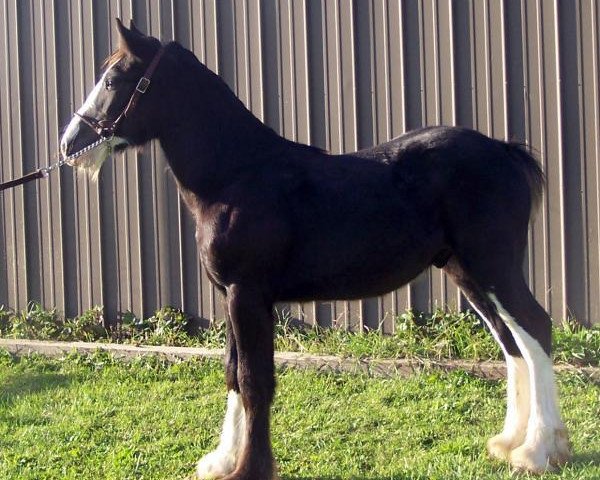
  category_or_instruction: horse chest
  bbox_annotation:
[194,223,234,286]
[193,203,289,288]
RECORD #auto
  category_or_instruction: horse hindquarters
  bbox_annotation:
[440,139,570,472]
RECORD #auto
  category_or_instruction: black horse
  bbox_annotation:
[60,20,571,479]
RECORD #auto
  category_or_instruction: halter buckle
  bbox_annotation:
[136,77,151,93]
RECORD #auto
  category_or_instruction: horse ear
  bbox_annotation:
[115,18,129,38]
[115,18,146,58]
[129,19,144,36]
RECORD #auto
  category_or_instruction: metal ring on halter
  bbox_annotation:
[74,113,117,139]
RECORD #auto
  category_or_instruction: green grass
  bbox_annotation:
[0,351,598,479]
[2,303,600,366]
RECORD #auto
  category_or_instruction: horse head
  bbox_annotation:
[60,19,165,178]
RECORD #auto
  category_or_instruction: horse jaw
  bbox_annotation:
[65,136,128,181]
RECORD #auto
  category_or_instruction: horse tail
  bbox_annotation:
[504,142,545,220]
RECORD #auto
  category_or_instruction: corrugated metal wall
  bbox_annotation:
[1,0,599,329]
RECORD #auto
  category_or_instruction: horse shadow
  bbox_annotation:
[0,370,72,408]
[186,472,429,480]
[280,455,600,479]
[281,473,430,480]
[570,451,600,468]
[284,475,429,480]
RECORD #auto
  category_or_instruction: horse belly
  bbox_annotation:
[278,219,442,301]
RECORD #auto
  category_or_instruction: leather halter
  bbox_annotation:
[76,46,165,139]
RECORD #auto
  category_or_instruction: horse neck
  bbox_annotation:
[158,73,286,199]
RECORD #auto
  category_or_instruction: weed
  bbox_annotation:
[0,304,11,334]
[6,303,61,339]
[59,306,107,341]
[554,319,600,366]
[117,307,191,345]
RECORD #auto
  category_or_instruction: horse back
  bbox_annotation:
[278,126,538,301]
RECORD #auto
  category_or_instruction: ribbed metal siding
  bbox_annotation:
[1,0,598,328]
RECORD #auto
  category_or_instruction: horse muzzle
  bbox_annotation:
[60,115,100,161]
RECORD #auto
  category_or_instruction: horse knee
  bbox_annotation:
[226,285,276,406]
[238,361,276,406]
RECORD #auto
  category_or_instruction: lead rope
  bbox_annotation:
[0,136,111,193]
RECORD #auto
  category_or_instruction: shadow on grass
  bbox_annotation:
[0,371,72,406]
[285,477,427,480]
[187,472,430,480]
[571,450,600,467]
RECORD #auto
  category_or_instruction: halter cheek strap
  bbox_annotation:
[120,46,166,119]
[76,45,166,139]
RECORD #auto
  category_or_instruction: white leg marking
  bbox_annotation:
[489,294,571,472]
[487,356,530,459]
[466,301,531,459]
[197,390,246,479]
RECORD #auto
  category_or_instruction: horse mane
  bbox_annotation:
[103,49,127,68]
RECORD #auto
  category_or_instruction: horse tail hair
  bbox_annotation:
[504,142,545,220]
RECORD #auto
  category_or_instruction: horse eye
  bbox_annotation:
[104,79,114,90]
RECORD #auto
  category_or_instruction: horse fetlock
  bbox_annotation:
[486,432,525,461]
[509,427,572,473]
[550,428,573,465]
[196,450,238,479]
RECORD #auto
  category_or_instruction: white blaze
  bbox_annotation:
[60,62,128,180]
[61,66,112,150]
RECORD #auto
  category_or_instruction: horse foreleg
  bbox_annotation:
[197,318,245,479]
[223,284,277,480]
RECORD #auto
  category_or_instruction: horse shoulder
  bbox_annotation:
[196,181,292,287]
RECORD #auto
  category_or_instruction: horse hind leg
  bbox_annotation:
[489,355,531,459]
[444,259,531,461]
[488,284,571,473]
[196,318,246,479]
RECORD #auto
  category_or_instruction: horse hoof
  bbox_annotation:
[196,450,237,479]
[509,444,557,474]
[220,464,279,480]
[487,433,523,461]
[221,474,279,480]
[509,428,572,474]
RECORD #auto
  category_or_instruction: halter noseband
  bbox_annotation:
[76,46,165,139]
